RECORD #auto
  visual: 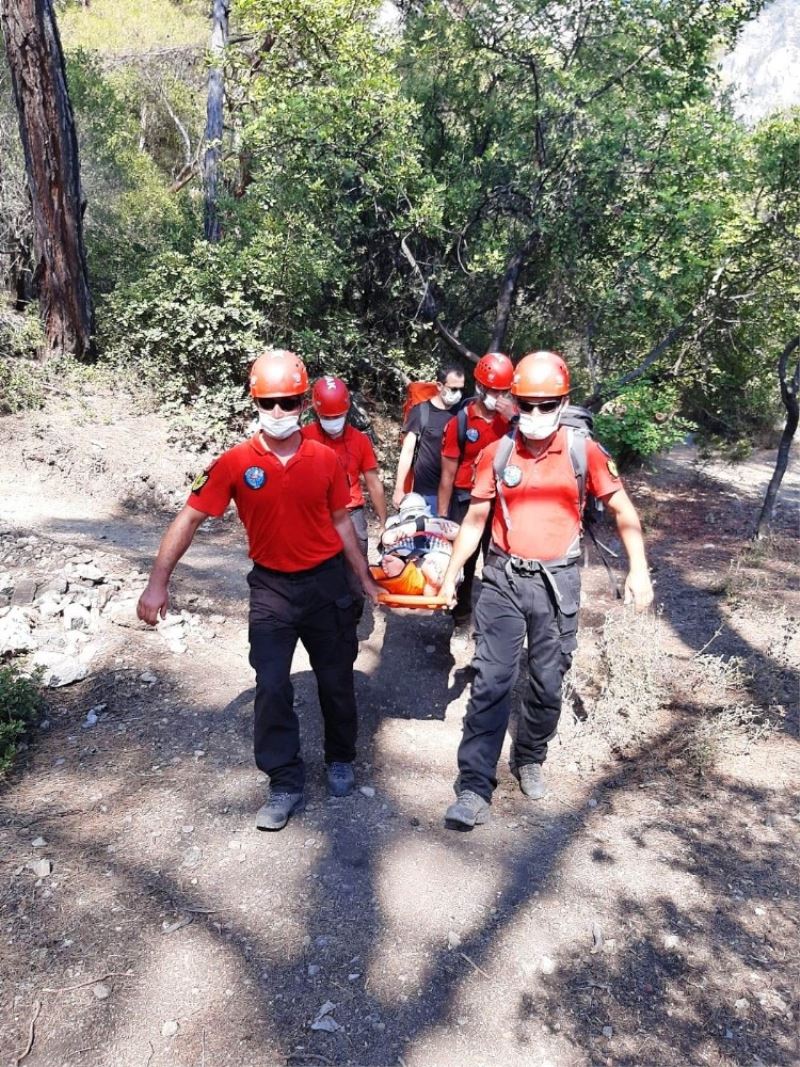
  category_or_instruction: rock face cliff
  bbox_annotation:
[721,0,800,124]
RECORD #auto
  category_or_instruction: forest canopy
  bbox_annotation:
[1,0,798,457]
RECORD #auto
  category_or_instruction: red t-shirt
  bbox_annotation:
[441,402,509,489]
[301,422,377,509]
[187,434,350,571]
[472,427,624,561]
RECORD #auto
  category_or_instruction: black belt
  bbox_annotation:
[253,552,343,580]
[487,543,577,605]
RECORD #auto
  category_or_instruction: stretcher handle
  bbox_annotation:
[376,593,451,610]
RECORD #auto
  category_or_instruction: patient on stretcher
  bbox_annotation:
[369,493,460,597]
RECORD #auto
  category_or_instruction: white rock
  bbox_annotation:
[32,837,47,848]
[734,997,750,1013]
[63,603,92,631]
[663,934,680,950]
[359,786,376,798]
[539,956,556,975]
[74,563,104,584]
[30,858,52,878]
[140,671,157,684]
[161,1020,179,1038]
[0,607,33,655]
[602,1025,613,1038]
[447,930,461,950]
[93,982,112,1000]
[31,651,89,688]
[83,710,98,729]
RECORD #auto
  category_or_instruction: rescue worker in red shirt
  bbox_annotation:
[437,351,515,633]
[303,376,388,560]
[438,351,654,830]
[137,350,382,832]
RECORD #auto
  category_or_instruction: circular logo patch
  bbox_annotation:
[243,466,266,490]
[466,427,480,443]
[502,465,522,488]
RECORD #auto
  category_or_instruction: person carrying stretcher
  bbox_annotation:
[369,492,460,598]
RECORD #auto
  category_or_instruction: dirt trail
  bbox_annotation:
[0,400,798,1067]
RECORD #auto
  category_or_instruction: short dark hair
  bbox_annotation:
[436,362,465,384]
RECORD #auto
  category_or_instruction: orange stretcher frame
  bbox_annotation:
[376,592,450,611]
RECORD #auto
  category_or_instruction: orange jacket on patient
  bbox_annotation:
[371,493,460,597]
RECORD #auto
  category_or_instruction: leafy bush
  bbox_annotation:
[0,664,43,774]
[0,309,46,413]
[594,381,695,466]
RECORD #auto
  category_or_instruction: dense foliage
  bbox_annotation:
[0,664,42,774]
[2,0,798,459]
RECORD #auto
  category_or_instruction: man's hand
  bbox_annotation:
[137,581,169,626]
[391,484,406,509]
[496,395,517,421]
[438,579,458,609]
[362,574,384,604]
[623,569,654,613]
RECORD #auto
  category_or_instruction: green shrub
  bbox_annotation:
[0,664,43,774]
[0,310,46,413]
[594,380,695,466]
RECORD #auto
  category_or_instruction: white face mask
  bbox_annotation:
[258,410,300,440]
[441,388,462,408]
[518,405,563,441]
[320,415,346,437]
[478,387,506,412]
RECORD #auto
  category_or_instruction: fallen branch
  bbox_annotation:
[42,970,135,994]
[460,951,492,979]
[13,999,41,1066]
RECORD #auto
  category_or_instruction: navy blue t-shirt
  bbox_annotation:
[404,401,456,495]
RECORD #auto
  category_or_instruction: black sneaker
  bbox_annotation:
[255,791,305,831]
[517,763,547,800]
[444,790,490,831]
[326,761,355,798]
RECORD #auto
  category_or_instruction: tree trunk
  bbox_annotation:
[754,336,800,539]
[0,0,94,359]
[488,229,539,352]
[203,0,230,242]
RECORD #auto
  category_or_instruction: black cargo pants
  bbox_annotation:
[247,554,359,793]
[457,554,580,801]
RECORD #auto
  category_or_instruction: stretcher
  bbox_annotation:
[376,592,450,611]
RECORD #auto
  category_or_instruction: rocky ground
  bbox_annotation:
[0,391,798,1067]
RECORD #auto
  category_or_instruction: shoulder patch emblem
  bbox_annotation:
[244,465,266,490]
[466,427,480,443]
[191,472,209,494]
[502,464,522,488]
[607,458,620,479]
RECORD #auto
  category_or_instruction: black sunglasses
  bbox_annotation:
[256,395,303,412]
[516,398,562,414]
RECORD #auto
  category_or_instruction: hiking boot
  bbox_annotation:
[517,763,547,800]
[255,791,305,832]
[326,761,355,798]
[444,790,490,831]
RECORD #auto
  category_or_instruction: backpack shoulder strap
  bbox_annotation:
[493,433,516,531]
[566,425,588,512]
[418,400,430,436]
[456,406,469,459]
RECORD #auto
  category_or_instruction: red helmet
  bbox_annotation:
[312,376,350,417]
[249,349,309,398]
[475,351,514,391]
[512,350,570,397]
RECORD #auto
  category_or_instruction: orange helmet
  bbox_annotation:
[512,351,570,397]
[475,351,514,391]
[312,376,350,417]
[249,349,309,398]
